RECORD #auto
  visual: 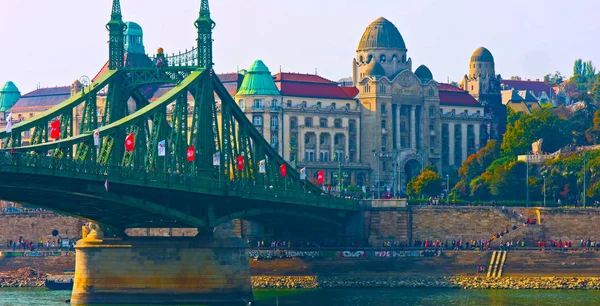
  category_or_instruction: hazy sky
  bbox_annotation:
[1,0,599,93]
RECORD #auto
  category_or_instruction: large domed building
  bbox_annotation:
[349,18,495,195]
[352,17,441,194]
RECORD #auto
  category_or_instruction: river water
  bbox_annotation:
[2,288,600,305]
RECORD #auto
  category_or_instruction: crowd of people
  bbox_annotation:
[4,236,74,251]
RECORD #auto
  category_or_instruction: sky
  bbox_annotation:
[1,0,600,94]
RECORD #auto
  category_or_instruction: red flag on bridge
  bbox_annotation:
[317,170,325,184]
[125,133,135,152]
[187,145,195,162]
[50,119,60,139]
[236,155,244,171]
[279,163,287,177]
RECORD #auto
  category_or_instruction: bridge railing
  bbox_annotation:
[0,152,356,211]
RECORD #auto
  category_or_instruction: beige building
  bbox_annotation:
[226,60,370,190]
[351,17,442,194]
[438,84,490,171]
[501,89,542,114]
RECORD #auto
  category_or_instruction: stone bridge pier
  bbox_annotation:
[70,222,253,305]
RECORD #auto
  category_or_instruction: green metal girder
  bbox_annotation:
[98,136,114,166]
[0,70,116,138]
[4,70,204,153]
[145,113,163,171]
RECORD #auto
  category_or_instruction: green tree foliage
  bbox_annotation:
[501,108,567,157]
[453,140,500,198]
[543,71,563,85]
[408,170,442,197]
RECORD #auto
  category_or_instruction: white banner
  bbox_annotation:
[93,130,100,147]
[258,160,266,173]
[300,167,306,180]
[158,140,166,157]
[213,151,220,166]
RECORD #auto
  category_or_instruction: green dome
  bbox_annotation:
[0,81,20,112]
[470,47,494,63]
[415,65,433,82]
[358,17,406,51]
[364,61,386,77]
[124,21,145,54]
[236,60,280,96]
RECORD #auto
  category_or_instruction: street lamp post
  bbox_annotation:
[583,152,587,208]
[526,154,530,207]
[376,152,381,199]
[543,175,546,207]
[446,174,450,202]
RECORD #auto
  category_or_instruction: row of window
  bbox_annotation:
[358,53,407,64]
[240,99,353,110]
[290,117,357,130]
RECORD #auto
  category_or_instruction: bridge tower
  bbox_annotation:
[106,0,126,70]
[192,0,219,170]
[195,0,215,69]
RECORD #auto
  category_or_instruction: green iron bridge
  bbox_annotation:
[0,0,358,234]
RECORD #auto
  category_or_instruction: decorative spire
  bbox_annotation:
[106,0,126,70]
[111,0,122,20]
[195,0,216,69]
[200,0,210,18]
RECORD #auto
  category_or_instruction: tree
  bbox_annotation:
[544,71,563,85]
[501,108,567,157]
[409,170,442,197]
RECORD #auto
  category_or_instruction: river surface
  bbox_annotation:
[2,288,600,305]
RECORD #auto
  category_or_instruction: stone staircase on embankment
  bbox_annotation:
[487,251,507,278]
[488,207,547,247]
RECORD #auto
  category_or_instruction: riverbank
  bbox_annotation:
[252,276,600,290]
[6,271,600,290]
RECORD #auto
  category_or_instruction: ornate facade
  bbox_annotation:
[227,60,370,191]
[352,17,441,194]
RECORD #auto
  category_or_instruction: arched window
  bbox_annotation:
[392,54,398,62]
[367,54,373,63]
[334,119,342,128]
[290,116,298,128]
[270,116,278,128]
[429,88,434,96]
[381,120,386,129]
[305,117,313,127]
[380,54,386,62]
[401,54,407,62]
[359,55,364,63]
[239,99,245,109]
[319,118,328,128]
[252,115,263,126]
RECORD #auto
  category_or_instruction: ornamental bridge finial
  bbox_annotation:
[195,0,215,69]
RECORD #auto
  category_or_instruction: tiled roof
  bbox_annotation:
[501,79,551,97]
[218,73,243,83]
[274,73,336,84]
[438,83,465,92]
[274,72,358,100]
[438,83,482,107]
[277,82,358,100]
[10,86,71,111]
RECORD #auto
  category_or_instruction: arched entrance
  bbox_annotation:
[402,159,422,195]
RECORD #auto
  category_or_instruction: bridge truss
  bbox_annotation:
[0,0,357,232]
